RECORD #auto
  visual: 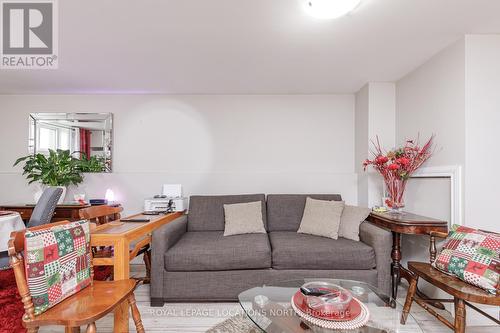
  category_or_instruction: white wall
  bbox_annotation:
[397,35,500,233]
[355,82,395,208]
[397,38,466,168]
[396,38,466,227]
[355,84,369,206]
[0,94,357,214]
[465,34,500,232]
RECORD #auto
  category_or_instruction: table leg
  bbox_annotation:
[64,328,80,333]
[390,231,402,306]
[391,232,445,310]
[113,239,130,333]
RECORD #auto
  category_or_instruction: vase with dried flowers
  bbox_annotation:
[363,135,435,212]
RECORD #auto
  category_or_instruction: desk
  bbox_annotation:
[90,211,184,333]
[367,211,448,305]
[0,203,90,222]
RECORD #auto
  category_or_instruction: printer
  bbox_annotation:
[144,197,187,212]
[144,184,187,213]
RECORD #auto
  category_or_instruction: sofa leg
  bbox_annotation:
[150,297,165,307]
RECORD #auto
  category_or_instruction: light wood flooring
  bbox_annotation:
[36,265,498,333]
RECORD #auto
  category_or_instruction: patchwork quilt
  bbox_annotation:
[24,220,91,315]
[433,224,499,294]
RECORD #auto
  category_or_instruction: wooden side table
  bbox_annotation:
[367,211,448,305]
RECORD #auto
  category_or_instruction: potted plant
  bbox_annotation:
[14,149,85,204]
[363,135,435,212]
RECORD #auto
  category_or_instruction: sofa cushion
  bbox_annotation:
[269,231,376,270]
[188,194,266,231]
[223,201,266,236]
[165,231,272,271]
[297,197,345,239]
[338,205,372,241]
[266,194,342,231]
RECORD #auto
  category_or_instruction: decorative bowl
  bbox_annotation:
[300,281,353,315]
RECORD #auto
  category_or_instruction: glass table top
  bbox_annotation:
[238,279,423,333]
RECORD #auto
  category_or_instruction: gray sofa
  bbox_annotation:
[151,194,392,306]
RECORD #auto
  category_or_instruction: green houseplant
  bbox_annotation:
[77,154,107,173]
[14,149,85,203]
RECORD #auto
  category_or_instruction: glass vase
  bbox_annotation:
[385,179,407,213]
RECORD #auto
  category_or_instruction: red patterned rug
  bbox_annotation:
[0,266,112,333]
[0,268,25,333]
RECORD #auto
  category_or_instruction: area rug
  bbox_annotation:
[205,314,261,333]
[0,266,113,333]
[0,268,26,333]
[205,301,453,333]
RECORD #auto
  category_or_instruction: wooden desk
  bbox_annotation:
[91,211,184,333]
[367,211,448,305]
[0,203,90,222]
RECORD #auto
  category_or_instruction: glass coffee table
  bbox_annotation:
[238,279,423,332]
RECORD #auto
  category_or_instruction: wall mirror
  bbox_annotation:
[29,113,113,172]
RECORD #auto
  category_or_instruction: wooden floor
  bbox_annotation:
[37,266,498,333]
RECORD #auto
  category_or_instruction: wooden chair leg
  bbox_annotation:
[401,274,418,324]
[64,327,80,333]
[85,323,96,333]
[143,250,151,284]
[129,293,145,333]
[454,298,466,333]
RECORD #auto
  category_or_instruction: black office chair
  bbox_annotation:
[0,187,63,269]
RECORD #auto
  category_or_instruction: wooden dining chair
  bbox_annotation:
[8,220,145,333]
[401,230,500,333]
[79,206,152,283]
[79,205,123,225]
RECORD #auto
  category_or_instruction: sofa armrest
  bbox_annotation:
[359,221,392,296]
[151,215,188,304]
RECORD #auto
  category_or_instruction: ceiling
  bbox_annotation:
[1,0,500,94]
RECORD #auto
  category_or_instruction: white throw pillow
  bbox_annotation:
[297,197,345,239]
[223,201,266,236]
[338,205,371,241]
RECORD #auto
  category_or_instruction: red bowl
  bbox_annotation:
[293,291,362,321]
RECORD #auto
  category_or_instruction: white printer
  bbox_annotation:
[144,184,187,213]
[144,197,187,212]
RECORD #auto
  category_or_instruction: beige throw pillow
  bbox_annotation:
[297,197,345,239]
[223,201,266,236]
[338,205,371,241]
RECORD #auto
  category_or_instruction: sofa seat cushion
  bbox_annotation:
[165,231,272,271]
[269,231,376,270]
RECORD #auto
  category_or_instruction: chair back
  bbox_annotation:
[8,220,94,320]
[79,205,122,225]
[28,187,63,228]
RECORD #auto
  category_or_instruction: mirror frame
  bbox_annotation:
[28,112,113,173]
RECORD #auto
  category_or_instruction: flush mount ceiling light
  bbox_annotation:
[303,0,362,19]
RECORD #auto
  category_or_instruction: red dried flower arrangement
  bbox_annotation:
[363,135,435,210]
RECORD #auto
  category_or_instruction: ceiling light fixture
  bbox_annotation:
[303,0,362,19]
